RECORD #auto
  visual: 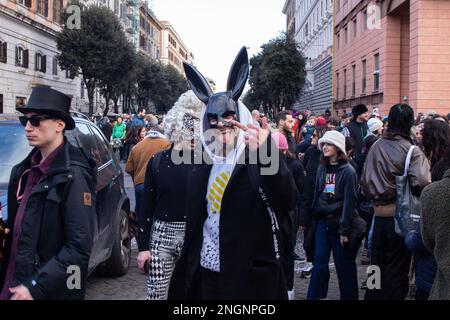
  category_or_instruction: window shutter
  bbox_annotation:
[15,46,18,66]
[35,53,39,71]
[53,58,57,75]
[45,0,49,17]
[23,49,29,68]
[42,55,46,73]
[1,42,6,63]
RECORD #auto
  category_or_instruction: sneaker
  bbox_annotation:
[360,280,368,290]
[300,262,313,278]
[361,256,371,265]
[294,253,306,262]
[360,248,370,265]
[131,238,137,250]
[288,290,295,300]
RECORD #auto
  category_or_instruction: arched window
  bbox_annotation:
[15,45,29,68]
[35,51,47,73]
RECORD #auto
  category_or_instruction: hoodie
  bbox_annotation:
[199,102,253,272]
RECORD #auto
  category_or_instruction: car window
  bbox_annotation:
[0,123,32,185]
[90,125,112,166]
[65,127,80,148]
[73,122,106,167]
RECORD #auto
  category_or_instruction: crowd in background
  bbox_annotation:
[89,101,450,301]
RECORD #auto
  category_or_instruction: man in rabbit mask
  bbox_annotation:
[168,47,299,300]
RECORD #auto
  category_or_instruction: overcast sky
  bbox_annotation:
[152,0,286,91]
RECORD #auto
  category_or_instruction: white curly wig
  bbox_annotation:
[163,90,204,142]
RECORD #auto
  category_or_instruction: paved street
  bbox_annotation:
[86,164,368,300]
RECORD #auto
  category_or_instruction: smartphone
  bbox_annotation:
[144,259,150,274]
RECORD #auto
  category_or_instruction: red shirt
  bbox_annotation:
[0,143,64,300]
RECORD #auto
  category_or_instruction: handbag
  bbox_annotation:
[110,138,123,148]
[348,215,367,250]
[394,145,421,237]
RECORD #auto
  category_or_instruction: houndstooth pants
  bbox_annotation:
[146,219,186,300]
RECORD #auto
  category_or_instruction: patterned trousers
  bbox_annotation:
[146,219,186,300]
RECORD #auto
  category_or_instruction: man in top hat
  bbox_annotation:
[0,87,96,300]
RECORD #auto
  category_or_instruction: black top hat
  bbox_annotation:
[17,87,75,130]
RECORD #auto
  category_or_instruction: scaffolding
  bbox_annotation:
[125,0,138,47]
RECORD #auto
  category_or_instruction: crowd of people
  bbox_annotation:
[120,63,450,300]
[1,48,450,301]
[115,89,450,301]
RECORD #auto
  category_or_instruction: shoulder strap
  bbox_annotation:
[248,165,281,261]
[404,145,416,176]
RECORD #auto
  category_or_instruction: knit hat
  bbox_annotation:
[316,116,327,127]
[318,130,346,155]
[271,131,288,151]
[352,104,368,117]
[367,118,383,133]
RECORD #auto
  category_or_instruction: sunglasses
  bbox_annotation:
[19,115,54,127]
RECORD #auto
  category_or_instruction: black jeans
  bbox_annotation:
[201,267,221,300]
[303,220,316,262]
[359,205,374,250]
[364,216,412,300]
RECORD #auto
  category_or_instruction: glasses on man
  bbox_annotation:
[19,115,54,127]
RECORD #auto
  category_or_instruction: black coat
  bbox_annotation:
[313,162,359,237]
[0,141,96,300]
[345,120,368,155]
[168,141,298,300]
[286,157,307,226]
[301,145,321,226]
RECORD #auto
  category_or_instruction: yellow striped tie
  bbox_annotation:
[207,171,231,214]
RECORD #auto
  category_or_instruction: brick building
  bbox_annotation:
[333,0,450,116]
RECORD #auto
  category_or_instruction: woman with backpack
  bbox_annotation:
[306,130,361,300]
[136,91,202,300]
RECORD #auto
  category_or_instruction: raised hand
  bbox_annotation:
[231,118,270,151]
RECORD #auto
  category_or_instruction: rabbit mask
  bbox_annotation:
[183,47,249,132]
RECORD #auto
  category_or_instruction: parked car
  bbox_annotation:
[0,112,131,276]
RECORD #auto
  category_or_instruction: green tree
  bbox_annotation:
[137,57,188,114]
[99,43,137,115]
[245,33,306,116]
[57,3,131,115]
[156,64,188,113]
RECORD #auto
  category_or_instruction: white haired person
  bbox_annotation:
[136,90,203,300]
[306,130,360,300]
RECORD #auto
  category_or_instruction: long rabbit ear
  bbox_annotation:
[183,62,213,104]
[226,47,249,101]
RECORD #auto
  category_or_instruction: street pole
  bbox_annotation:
[331,0,336,116]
